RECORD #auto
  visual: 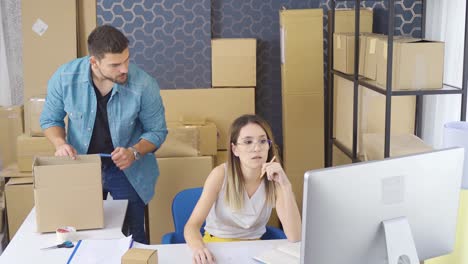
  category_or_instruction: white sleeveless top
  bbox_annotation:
[204,164,273,239]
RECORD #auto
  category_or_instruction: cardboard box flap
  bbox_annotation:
[7,177,34,186]
[33,154,100,166]
[0,164,33,178]
[33,155,101,188]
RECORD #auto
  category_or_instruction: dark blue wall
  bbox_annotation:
[97,0,422,147]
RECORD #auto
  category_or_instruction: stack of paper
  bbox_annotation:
[67,236,133,264]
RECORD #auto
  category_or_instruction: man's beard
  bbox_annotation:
[98,68,128,85]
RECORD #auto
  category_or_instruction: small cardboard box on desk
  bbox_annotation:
[33,155,104,232]
[122,248,158,264]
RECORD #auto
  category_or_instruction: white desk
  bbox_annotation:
[0,200,127,264]
[135,239,289,263]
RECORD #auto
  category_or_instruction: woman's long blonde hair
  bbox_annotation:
[225,114,280,210]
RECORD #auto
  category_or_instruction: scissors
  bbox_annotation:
[40,241,74,250]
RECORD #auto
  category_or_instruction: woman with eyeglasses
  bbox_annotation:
[184,114,301,264]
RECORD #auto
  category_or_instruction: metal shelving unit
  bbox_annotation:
[326,0,468,166]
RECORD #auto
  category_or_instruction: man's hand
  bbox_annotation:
[111,147,135,170]
[55,143,78,160]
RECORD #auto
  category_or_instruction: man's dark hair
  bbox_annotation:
[87,25,129,60]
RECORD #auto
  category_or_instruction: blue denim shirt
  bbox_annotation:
[40,56,168,204]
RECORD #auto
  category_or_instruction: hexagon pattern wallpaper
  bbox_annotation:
[98,0,211,89]
[97,0,422,146]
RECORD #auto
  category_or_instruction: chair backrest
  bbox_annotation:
[172,187,204,233]
[170,187,286,241]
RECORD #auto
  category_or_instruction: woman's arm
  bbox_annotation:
[184,164,225,264]
[263,162,302,242]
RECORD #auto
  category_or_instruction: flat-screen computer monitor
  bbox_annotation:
[301,148,464,264]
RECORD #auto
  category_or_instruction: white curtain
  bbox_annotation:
[0,0,23,106]
[422,0,466,148]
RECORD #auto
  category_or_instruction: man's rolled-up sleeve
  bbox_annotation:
[138,78,168,150]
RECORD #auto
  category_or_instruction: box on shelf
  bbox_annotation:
[361,133,433,161]
[332,9,373,34]
[376,38,444,90]
[333,33,365,75]
[334,76,415,152]
[33,155,103,232]
[156,121,217,157]
[361,33,385,80]
[212,38,256,87]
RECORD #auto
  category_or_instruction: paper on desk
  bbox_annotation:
[253,242,300,264]
[443,121,468,189]
[67,235,133,264]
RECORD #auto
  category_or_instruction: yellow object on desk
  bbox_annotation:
[426,189,468,264]
[202,231,259,243]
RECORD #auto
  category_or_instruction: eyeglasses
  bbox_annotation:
[235,139,272,151]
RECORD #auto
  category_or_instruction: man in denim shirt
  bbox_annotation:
[40,25,167,244]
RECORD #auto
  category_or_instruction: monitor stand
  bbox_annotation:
[382,217,420,264]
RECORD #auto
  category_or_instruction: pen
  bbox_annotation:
[260,156,276,179]
[98,153,112,158]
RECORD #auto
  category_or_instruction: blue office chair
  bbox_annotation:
[161,187,286,244]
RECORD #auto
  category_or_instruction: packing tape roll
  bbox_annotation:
[56,226,76,243]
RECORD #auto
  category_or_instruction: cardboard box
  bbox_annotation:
[22,0,77,100]
[376,38,444,90]
[212,38,256,87]
[17,134,55,172]
[215,150,228,166]
[283,94,324,210]
[332,146,352,166]
[5,177,34,239]
[280,9,325,210]
[333,33,366,75]
[160,88,255,150]
[361,34,385,80]
[122,248,158,264]
[156,122,217,157]
[333,75,362,152]
[362,133,433,161]
[148,156,213,244]
[334,76,416,152]
[0,106,24,168]
[77,0,97,57]
[33,155,103,232]
[0,164,34,178]
[280,9,324,94]
[333,9,373,33]
[362,87,416,135]
[25,96,45,137]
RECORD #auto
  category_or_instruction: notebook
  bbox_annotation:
[253,242,300,264]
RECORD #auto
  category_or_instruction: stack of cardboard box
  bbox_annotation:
[0,0,96,241]
[280,9,325,212]
[147,38,257,244]
[332,8,438,162]
[0,105,36,240]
